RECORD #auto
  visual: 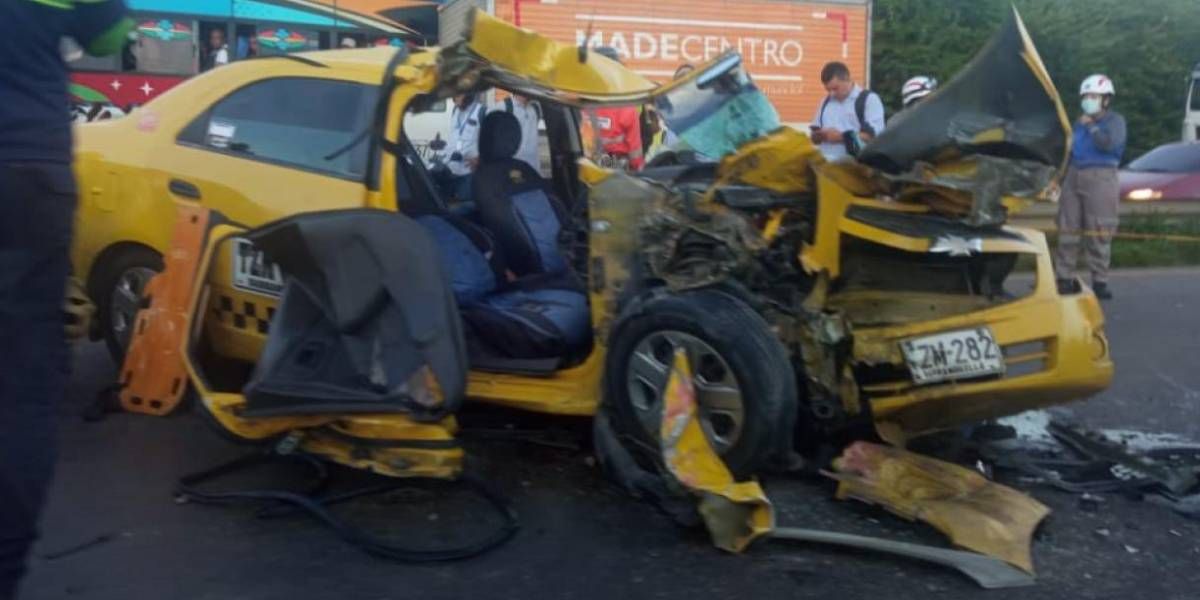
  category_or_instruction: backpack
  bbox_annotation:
[504,97,542,121]
[818,89,879,136]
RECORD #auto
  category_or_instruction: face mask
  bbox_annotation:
[1081,97,1103,116]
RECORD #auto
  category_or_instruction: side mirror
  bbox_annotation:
[429,133,447,152]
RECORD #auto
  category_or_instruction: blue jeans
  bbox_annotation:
[0,162,76,599]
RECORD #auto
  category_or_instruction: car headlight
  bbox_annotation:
[1126,188,1163,201]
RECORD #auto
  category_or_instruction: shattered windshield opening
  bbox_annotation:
[653,53,781,161]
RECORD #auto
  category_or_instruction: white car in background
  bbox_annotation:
[403,97,453,163]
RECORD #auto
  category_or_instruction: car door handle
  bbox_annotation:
[169,178,201,200]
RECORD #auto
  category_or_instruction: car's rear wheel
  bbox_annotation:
[93,246,163,363]
[603,289,797,479]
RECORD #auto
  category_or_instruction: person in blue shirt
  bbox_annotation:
[1053,74,1127,300]
[0,1,131,597]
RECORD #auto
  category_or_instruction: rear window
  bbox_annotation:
[1127,144,1200,173]
[178,77,377,178]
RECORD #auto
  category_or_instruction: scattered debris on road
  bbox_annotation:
[826,441,1048,574]
[982,412,1200,522]
[634,348,1037,589]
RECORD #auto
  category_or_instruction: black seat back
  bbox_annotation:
[473,110,569,277]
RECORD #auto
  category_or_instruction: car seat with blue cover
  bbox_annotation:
[416,214,590,365]
[472,110,570,278]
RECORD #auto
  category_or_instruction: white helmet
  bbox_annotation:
[1080,74,1115,96]
[901,75,938,106]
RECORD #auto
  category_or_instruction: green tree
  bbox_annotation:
[871,0,1200,159]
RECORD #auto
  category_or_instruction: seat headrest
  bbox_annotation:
[479,110,522,163]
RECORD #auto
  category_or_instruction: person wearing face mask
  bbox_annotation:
[1053,74,1126,300]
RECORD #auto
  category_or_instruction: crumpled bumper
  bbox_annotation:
[850,240,1113,436]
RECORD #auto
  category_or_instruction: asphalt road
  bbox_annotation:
[19,268,1200,600]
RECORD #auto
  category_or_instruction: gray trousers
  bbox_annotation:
[1053,166,1120,284]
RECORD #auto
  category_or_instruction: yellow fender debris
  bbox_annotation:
[654,351,1037,588]
[658,347,774,553]
[827,441,1050,573]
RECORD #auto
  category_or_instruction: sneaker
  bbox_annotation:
[1056,278,1081,295]
[1092,281,1112,300]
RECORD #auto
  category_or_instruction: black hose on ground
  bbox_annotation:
[175,452,519,563]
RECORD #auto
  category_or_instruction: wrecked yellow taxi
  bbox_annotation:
[71,8,1112,478]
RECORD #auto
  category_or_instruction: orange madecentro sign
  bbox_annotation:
[491,0,871,123]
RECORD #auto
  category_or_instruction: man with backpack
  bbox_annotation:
[811,61,886,160]
[499,93,544,175]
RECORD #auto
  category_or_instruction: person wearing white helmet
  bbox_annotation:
[901,75,938,108]
[1053,74,1127,300]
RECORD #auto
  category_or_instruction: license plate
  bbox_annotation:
[901,327,1004,385]
[231,238,284,298]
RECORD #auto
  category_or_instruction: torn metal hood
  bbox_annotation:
[436,8,751,111]
[861,8,1070,173]
[857,8,1071,225]
[437,9,658,105]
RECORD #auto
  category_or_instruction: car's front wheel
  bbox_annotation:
[603,289,798,479]
[92,246,162,363]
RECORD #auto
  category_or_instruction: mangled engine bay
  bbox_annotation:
[611,8,1085,440]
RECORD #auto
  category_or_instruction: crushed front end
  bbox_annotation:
[635,9,1113,444]
[815,177,1113,438]
[635,150,1112,444]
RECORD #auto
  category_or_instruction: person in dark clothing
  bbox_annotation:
[0,2,131,598]
[200,27,229,72]
[1053,74,1127,300]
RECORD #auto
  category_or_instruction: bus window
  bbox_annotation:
[61,38,119,72]
[199,22,230,72]
[234,24,259,60]
[255,26,321,56]
[1191,77,1200,112]
[132,17,197,75]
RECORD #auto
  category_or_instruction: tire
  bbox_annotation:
[603,288,797,479]
[92,245,163,363]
